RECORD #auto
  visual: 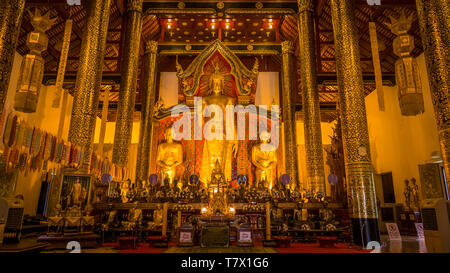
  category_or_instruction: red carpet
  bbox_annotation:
[102,241,370,253]
[102,242,176,253]
[275,242,371,253]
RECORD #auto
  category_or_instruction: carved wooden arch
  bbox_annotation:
[176,40,259,105]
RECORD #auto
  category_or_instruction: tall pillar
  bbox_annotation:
[281,41,300,188]
[0,0,25,119]
[297,0,326,194]
[135,41,158,183]
[416,0,450,195]
[68,0,111,169]
[112,0,144,166]
[330,0,380,245]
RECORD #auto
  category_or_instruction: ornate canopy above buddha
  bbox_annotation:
[176,40,259,105]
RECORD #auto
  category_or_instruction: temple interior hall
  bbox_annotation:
[0,0,448,254]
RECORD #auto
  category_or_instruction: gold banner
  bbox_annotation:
[369,22,385,111]
[52,19,73,108]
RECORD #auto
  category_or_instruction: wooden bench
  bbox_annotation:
[316,236,337,248]
[117,236,137,249]
[273,236,292,248]
[146,236,168,248]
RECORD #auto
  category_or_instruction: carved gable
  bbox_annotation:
[176,40,259,105]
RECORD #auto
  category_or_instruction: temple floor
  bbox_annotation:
[36,235,426,254]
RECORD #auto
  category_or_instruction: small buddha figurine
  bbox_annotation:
[411,178,420,210]
[153,204,163,226]
[120,179,131,203]
[69,178,85,207]
[84,204,93,216]
[128,202,143,227]
[294,208,302,222]
[54,203,63,217]
[156,128,183,187]
[252,131,277,190]
[140,180,149,200]
[404,179,412,211]
[102,209,118,230]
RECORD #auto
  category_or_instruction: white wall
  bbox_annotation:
[1,53,74,215]
[159,72,179,107]
[255,72,280,106]
[365,53,441,205]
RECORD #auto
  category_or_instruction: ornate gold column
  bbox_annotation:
[416,0,450,195]
[281,40,300,188]
[330,0,380,245]
[135,41,158,183]
[0,0,25,118]
[68,0,111,169]
[297,0,326,194]
[112,0,144,166]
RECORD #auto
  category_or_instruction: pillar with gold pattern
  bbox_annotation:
[136,41,158,183]
[297,0,326,194]
[281,40,300,188]
[0,0,25,116]
[112,0,144,167]
[330,0,380,245]
[416,0,450,195]
[68,0,111,170]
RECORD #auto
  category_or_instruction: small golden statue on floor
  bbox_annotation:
[156,128,183,187]
[252,131,277,190]
[148,204,163,230]
[120,179,133,203]
[122,202,143,230]
[207,161,230,215]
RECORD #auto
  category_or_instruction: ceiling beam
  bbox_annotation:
[53,5,84,42]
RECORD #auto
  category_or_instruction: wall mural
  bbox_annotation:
[418,163,444,199]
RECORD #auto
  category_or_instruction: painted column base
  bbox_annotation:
[351,218,381,247]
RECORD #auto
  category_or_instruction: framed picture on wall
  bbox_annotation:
[60,175,92,210]
[419,163,445,199]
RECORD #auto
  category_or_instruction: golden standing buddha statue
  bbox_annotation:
[156,128,183,187]
[200,63,237,185]
[252,131,277,190]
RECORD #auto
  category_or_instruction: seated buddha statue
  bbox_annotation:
[129,202,143,227]
[156,128,183,187]
[147,204,163,230]
[252,131,277,190]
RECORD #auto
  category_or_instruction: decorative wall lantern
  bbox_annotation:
[14,9,56,113]
[386,11,424,116]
